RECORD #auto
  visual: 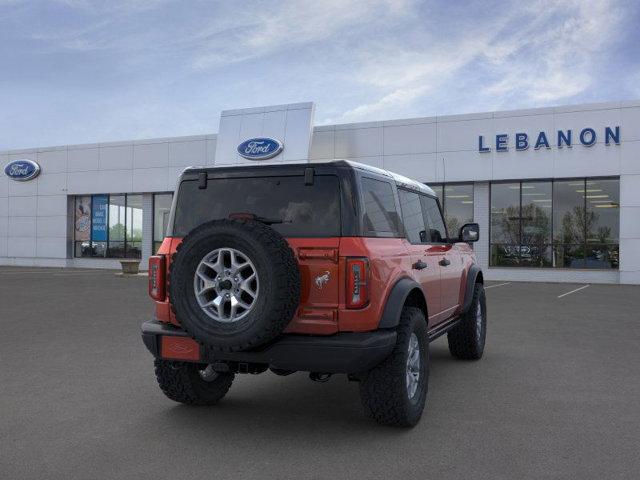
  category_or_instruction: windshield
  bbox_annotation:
[171,175,341,237]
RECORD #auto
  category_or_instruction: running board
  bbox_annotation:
[427,316,461,342]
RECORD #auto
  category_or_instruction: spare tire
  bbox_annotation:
[169,219,300,352]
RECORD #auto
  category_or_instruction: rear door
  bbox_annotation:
[398,189,443,326]
[170,171,344,334]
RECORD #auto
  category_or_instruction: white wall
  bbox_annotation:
[1,100,638,283]
[215,102,315,165]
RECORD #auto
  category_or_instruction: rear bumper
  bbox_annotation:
[141,320,396,374]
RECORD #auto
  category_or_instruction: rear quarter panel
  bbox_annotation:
[335,237,412,332]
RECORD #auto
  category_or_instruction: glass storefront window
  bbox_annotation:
[108,195,125,258]
[153,193,173,253]
[490,182,520,266]
[73,193,143,259]
[491,178,619,269]
[126,195,143,258]
[520,181,552,267]
[585,178,619,269]
[553,180,586,267]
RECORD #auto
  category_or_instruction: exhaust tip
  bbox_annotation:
[309,372,332,383]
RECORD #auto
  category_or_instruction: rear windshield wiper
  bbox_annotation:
[228,212,288,225]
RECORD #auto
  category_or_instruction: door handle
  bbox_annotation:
[412,260,428,270]
[439,258,451,267]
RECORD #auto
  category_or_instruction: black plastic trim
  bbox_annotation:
[141,333,158,356]
[427,316,462,342]
[461,264,483,314]
[378,277,424,329]
[142,319,190,337]
[141,320,397,374]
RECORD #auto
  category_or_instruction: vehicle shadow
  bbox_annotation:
[137,342,468,439]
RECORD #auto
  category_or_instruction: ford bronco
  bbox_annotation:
[142,160,486,427]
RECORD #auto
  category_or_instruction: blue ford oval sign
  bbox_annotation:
[4,159,41,181]
[237,137,283,160]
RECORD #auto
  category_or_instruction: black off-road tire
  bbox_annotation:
[359,307,429,427]
[169,219,300,352]
[447,282,486,360]
[154,359,234,405]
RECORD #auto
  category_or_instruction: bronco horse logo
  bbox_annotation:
[315,271,331,290]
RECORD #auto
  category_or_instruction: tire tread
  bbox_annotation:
[359,307,428,427]
[154,359,234,405]
[447,283,486,360]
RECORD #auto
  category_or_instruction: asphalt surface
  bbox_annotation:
[1,268,639,480]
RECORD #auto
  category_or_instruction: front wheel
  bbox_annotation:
[359,307,429,427]
[154,359,235,405]
[447,282,487,360]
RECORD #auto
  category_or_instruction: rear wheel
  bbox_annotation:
[154,359,234,405]
[447,282,486,360]
[359,307,429,427]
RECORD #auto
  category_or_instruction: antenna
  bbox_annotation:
[442,157,446,184]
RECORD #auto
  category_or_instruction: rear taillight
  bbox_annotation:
[148,255,166,301]
[346,257,369,309]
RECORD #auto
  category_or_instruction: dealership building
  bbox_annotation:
[1,100,639,284]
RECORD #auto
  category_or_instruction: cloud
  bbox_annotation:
[190,0,415,70]
[339,85,429,121]
[338,35,493,121]
[335,0,626,122]
[481,0,622,104]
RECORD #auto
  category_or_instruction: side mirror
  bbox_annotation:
[419,230,427,243]
[459,223,479,243]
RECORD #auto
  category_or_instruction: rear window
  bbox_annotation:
[172,175,341,237]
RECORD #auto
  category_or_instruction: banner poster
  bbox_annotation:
[91,195,108,242]
[74,196,91,241]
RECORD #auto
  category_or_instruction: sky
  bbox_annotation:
[1,0,639,150]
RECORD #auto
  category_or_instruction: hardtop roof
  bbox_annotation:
[182,160,436,197]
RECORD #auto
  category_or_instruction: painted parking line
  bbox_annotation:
[0,270,114,276]
[557,284,590,298]
[51,272,120,276]
[0,271,66,275]
[484,282,511,289]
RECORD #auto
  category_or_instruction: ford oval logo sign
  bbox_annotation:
[237,137,283,160]
[4,159,41,182]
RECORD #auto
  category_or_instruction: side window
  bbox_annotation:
[420,195,448,243]
[361,177,401,236]
[398,189,427,243]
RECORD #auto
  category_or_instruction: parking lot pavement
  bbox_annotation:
[1,267,639,480]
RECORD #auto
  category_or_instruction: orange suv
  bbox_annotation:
[142,160,485,427]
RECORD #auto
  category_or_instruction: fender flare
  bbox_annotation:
[378,278,426,329]
[461,264,483,314]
